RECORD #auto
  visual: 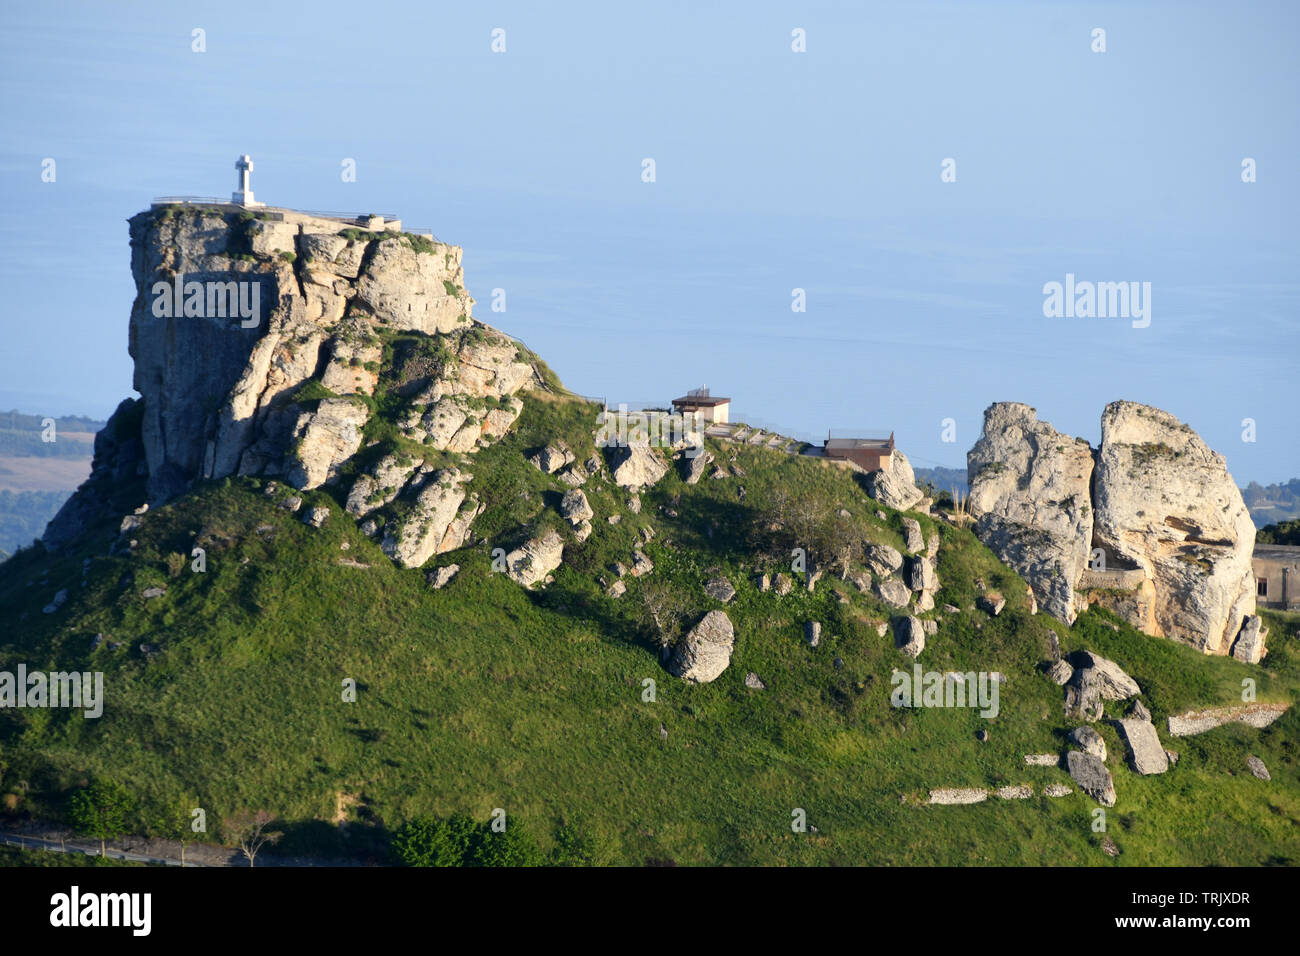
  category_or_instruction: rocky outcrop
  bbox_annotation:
[894,616,925,658]
[1066,750,1116,807]
[379,469,476,569]
[967,403,1094,623]
[1114,701,1169,775]
[504,530,565,589]
[668,610,736,683]
[967,400,1260,659]
[1092,401,1256,655]
[607,443,669,490]
[864,450,923,511]
[46,205,539,568]
[1065,650,1140,721]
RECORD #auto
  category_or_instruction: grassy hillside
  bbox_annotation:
[1,394,1297,865]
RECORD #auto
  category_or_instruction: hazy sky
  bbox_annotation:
[2,1,1297,482]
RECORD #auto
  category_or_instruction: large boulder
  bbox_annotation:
[607,443,669,490]
[668,610,736,683]
[967,403,1094,623]
[559,488,593,526]
[1092,401,1257,655]
[504,530,565,589]
[894,616,925,658]
[1066,751,1117,807]
[863,543,904,578]
[864,450,923,511]
[1115,702,1169,775]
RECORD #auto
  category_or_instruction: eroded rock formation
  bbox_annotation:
[968,401,1260,659]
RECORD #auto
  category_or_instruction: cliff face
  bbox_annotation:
[50,205,538,567]
[968,401,1262,660]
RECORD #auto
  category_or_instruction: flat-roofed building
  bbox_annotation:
[823,433,895,473]
[671,386,731,424]
[1253,544,1300,610]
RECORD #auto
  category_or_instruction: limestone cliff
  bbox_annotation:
[968,400,1261,659]
[47,204,539,568]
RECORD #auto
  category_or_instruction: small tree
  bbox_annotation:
[157,799,202,867]
[392,814,478,867]
[67,780,136,857]
[637,578,691,651]
[223,809,281,868]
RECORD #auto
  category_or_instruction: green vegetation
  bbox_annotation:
[1258,519,1300,546]
[1,389,1297,866]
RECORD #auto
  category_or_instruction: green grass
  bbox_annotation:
[1,398,1297,866]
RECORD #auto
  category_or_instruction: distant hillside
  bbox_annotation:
[1242,479,1300,527]
[913,466,968,496]
[0,410,103,556]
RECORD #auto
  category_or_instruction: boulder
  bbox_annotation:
[1047,659,1074,685]
[894,616,925,658]
[966,402,1095,623]
[607,443,669,490]
[1246,755,1271,781]
[630,551,654,577]
[977,592,1006,617]
[680,450,713,485]
[1066,750,1117,807]
[1068,726,1107,761]
[528,442,575,474]
[559,488,594,525]
[863,543,904,578]
[905,555,937,592]
[1231,614,1267,664]
[744,672,765,690]
[875,576,912,609]
[704,578,736,603]
[504,530,565,589]
[1073,651,1141,700]
[304,506,330,528]
[1092,401,1257,656]
[1115,707,1169,775]
[804,621,821,647]
[427,564,460,589]
[668,610,736,683]
[773,573,793,596]
[901,518,925,554]
[864,450,924,511]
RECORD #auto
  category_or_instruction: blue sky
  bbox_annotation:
[1,0,1297,482]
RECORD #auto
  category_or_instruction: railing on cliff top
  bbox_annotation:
[150,198,440,240]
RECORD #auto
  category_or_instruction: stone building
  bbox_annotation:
[1253,544,1300,610]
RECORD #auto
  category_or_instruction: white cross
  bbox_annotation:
[232,154,262,206]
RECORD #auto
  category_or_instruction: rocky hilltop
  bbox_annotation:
[968,401,1263,661]
[47,205,538,566]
